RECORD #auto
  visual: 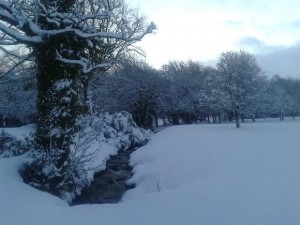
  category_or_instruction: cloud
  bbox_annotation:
[289,20,300,29]
[237,37,263,48]
[224,20,243,28]
[211,36,300,78]
[256,44,300,78]
[235,37,277,55]
[129,0,300,77]
[236,36,300,78]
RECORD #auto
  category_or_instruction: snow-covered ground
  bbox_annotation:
[1,119,300,225]
[2,124,36,140]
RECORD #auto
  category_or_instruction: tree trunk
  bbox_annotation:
[207,116,211,123]
[212,115,216,123]
[33,1,86,171]
[224,114,227,122]
[280,111,284,121]
[162,115,166,125]
[235,111,240,128]
[82,81,91,114]
[34,39,82,170]
[155,113,159,127]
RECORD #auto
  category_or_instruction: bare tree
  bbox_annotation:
[216,50,265,128]
[161,60,213,124]
[267,75,296,121]
[92,58,163,129]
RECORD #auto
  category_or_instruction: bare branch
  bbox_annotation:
[0,53,34,79]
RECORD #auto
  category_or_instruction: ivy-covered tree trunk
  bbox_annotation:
[33,0,83,172]
[34,37,82,171]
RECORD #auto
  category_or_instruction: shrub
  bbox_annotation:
[0,130,32,158]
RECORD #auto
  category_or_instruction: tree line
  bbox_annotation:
[92,52,300,129]
[1,51,300,130]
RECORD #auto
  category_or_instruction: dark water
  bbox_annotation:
[71,147,136,205]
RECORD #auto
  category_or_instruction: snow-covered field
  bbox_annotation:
[1,119,300,225]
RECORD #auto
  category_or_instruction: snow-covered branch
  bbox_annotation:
[27,20,122,39]
[0,8,18,25]
[0,22,42,44]
[0,0,155,77]
[0,1,155,44]
[56,50,111,73]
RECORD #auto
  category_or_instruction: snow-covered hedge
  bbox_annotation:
[20,111,152,203]
[0,130,32,158]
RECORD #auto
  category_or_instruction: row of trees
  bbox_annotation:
[1,50,299,131]
[92,51,300,129]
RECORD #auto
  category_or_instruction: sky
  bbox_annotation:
[127,0,300,78]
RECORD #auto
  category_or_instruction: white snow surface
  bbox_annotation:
[2,124,35,140]
[1,119,300,225]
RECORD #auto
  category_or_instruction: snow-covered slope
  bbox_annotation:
[1,119,300,225]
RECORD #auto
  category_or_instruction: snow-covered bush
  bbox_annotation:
[0,130,32,158]
[20,111,152,203]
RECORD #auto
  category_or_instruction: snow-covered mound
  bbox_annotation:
[0,124,36,158]
[1,119,300,225]
[2,124,36,140]
[0,130,32,158]
[20,111,152,202]
[0,124,35,158]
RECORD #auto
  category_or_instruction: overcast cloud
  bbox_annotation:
[127,0,300,78]
[256,44,300,78]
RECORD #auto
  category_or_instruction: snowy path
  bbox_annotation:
[1,119,300,225]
